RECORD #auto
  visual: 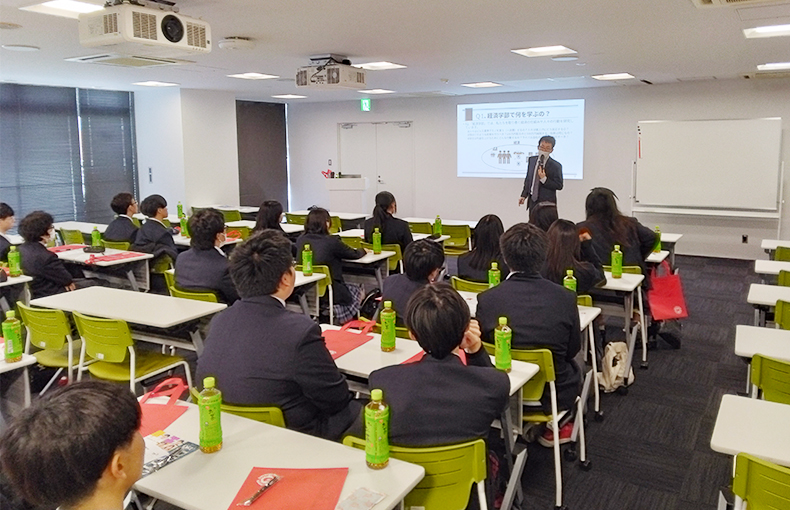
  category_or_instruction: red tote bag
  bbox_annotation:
[647,261,689,321]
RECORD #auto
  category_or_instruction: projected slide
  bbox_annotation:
[457,99,585,179]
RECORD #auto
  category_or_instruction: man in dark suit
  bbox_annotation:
[131,194,178,263]
[476,223,581,445]
[103,193,139,244]
[196,230,360,441]
[17,211,77,299]
[518,136,563,211]
[0,203,14,262]
[381,239,444,325]
[365,283,510,447]
[175,208,239,304]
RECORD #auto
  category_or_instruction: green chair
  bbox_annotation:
[450,276,489,293]
[340,235,362,249]
[296,264,334,324]
[343,436,488,510]
[285,213,307,225]
[577,294,593,307]
[164,270,219,303]
[73,312,192,393]
[442,225,472,256]
[220,209,242,222]
[372,323,411,339]
[779,270,790,287]
[775,300,790,330]
[729,453,790,510]
[189,388,285,427]
[132,217,142,228]
[602,265,642,275]
[775,246,790,262]
[329,216,342,234]
[59,228,85,245]
[361,242,403,273]
[225,226,251,240]
[151,254,174,275]
[190,207,206,216]
[161,218,171,228]
[17,302,88,394]
[101,239,130,250]
[408,221,433,234]
[750,354,790,404]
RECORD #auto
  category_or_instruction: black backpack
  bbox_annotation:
[359,288,382,320]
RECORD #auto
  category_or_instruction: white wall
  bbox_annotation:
[287,79,790,259]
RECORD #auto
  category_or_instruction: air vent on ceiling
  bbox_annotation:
[132,11,157,40]
[65,53,188,67]
[692,0,782,7]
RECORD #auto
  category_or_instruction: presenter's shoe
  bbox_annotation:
[538,422,574,448]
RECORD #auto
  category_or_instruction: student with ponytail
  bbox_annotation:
[363,191,413,252]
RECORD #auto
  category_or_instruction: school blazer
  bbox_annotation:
[520,156,563,209]
[363,215,413,253]
[103,216,139,244]
[0,235,10,262]
[131,219,178,262]
[381,273,427,325]
[18,242,73,299]
[175,247,239,304]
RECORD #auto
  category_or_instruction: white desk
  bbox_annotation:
[660,233,682,266]
[0,275,33,312]
[5,233,23,245]
[55,246,153,292]
[133,213,181,224]
[223,221,304,235]
[761,239,790,252]
[134,403,424,510]
[54,221,106,235]
[754,260,790,283]
[710,394,790,468]
[343,251,395,289]
[645,250,669,264]
[734,325,790,363]
[0,353,37,408]
[746,283,790,327]
[224,220,255,229]
[194,205,260,214]
[29,287,225,355]
[172,235,242,248]
[402,217,478,229]
[289,210,368,222]
[335,229,449,243]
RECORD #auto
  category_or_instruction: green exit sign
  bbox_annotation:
[360,98,372,112]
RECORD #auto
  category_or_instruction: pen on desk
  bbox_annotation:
[237,474,280,507]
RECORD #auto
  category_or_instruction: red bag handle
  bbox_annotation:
[651,260,672,279]
[339,320,375,335]
[139,377,187,406]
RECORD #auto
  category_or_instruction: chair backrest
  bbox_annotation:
[450,276,489,293]
[59,228,85,245]
[602,265,642,275]
[226,226,251,240]
[343,436,486,510]
[775,246,790,262]
[161,219,171,228]
[296,264,332,297]
[776,300,790,330]
[340,236,362,249]
[101,239,130,250]
[751,354,790,405]
[779,270,790,287]
[166,271,218,302]
[151,254,174,274]
[372,322,411,339]
[17,302,71,351]
[220,209,242,222]
[361,242,403,272]
[442,224,472,249]
[164,270,176,292]
[482,345,555,401]
[329,216,342,234]
[72,312,133,363]
[189,388,286,427]
[577,294,593,307]
[732,453,790,509]
[285,213,307,225]
[132,217,142,228]
[408,221,433,234]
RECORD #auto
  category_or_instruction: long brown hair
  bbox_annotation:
[467,214,504,271]
[584,187,630,246]
[545,219,582,283]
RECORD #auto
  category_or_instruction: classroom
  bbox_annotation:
[1,0,790,509]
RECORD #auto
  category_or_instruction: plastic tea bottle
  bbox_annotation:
[434,215,442,236]
[653,226,662,253]
[3,311,23,363]
[180,216,189,238]
[7,246,21,277]
[91,227,101,247]
[365,389,389,469]
[611,244,623,279]
[495,317,512,372]
[372,227,382,254]
[563,269,577,293]
[302,243,313,276]
[380,301,396,352]
[488,261,501,288]
[177,201,184,219]
[198,377,223,453]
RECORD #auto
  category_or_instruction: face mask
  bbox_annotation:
[538,150,551,162]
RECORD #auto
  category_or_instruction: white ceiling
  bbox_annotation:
[1,0,790,103]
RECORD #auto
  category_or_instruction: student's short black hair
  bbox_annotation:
[500,222,548,274]
[18,211,53,243]
[110,193,135,215]
[0,381,141,509]
[538,135,556,148]
[528,201,558,232]
[406,283,470,360]
[404,239,445,282]
[229,229,294,298]
[304,208,330,235]
[189,208,225,250]
[0,203,14,220]
[255,200,284,230]
[140,194,167,218]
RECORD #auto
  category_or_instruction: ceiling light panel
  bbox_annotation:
[512,45,577,58]
[461,82,502,88]
[743,24,790,38]
[352,62,407,70]
[227,73,279,80]
[133,81,180,87]
[591,73,635,80]
[357,89,395,94]
[20,0,103,19]
[757,62,790,71]
[272,94,306,99]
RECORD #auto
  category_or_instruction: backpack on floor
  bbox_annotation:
[358,288,382,320]
[598,341,635,392]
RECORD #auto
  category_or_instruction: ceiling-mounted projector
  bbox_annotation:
[296,55,366,89]
[78,2,211,58]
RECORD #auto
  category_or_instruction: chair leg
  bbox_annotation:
[549,383,563,508]
[588,323,602,420]
[500,448,527,510]
[39,368,64,395]
[476,480,488,510]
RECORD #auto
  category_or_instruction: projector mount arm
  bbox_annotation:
[104,0,178,12]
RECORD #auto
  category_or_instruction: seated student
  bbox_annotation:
[363,191,413,253]
[132,194,178,263]
[296,208,366,323]
[381,239,444,325]
[366,283,510,446]
[576,187,656,279]
[103,192,139,244]
[18,211,79,298]
[0,203,14,261]
[0,381,143,510]
[175,208,239,304]
[528,201,559,232]
[541,219,605,295]
[196,229,361,441]
[254,199,286,232]
[457,214,509,283]
[476,223,581,445]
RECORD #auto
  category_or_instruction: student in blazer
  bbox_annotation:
[541,219,605,295]
[17,211,77,299]
[175,208,239,304]
[103,192,139,244]
[457,214,509,283]
[363,191,413,253]
[381,239,445,324]
[0,203,14,261]
[476,222,581,413]
[131,194,178,263]
[196,230,360,441]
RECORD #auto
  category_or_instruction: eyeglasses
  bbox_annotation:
[538,144,554,152]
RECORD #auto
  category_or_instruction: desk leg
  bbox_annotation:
[126,269,140,292]
[298,293,311,317]
[189,329,205,357]
[637,286,647,368]
[0,296,9,314]
[374,265,384,289]
[500,405,524,509]
[23,366,31,407]
[21,283,30,305]
[587,323,601,418]
[623,292,636,387]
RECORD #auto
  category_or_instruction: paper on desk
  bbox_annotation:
[335,487,386,510]
[140,431,198,478]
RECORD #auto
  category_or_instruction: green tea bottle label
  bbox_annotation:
[653,226,661,253]
[177,202,184,219]
[494,317,511,372]
[434,215,442,235]
[302,244,313,276]
[365,389,390,469]
[180,217,189,238]
[3,311,23,363]
[91,227,101,247]
[372,228,382,254]
[8,246,21,277]
[198,377,223,453]
[380,301,396,352]
[611,244,623,279]
[563,269,577,292]
[488,261,501,288]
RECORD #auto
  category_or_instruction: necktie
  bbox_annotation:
[531,155,543,200]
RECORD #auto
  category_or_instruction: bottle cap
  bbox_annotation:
[9,246,15,251]
[304,244,310,250]
[383,300,392,309]
[491,262,498,269]
[567,269,573,276]
[614,244,620,250]
[203,376,215,389]
[5,310,14,319]
[498,316,507,325]
[371,389,383,401]
[374,227,379,232]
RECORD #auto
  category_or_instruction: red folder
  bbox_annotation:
[227,467,348,510]
[48,244,86,253]
[138,378,188,437]
[322,321,374,360]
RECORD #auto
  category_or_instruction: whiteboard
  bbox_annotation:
[635,118,782,211]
